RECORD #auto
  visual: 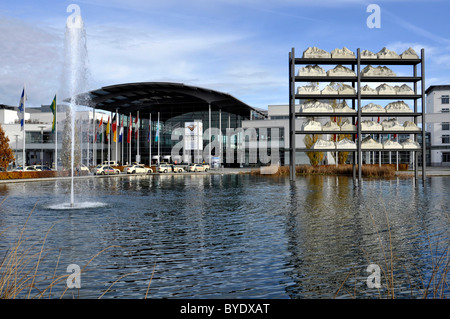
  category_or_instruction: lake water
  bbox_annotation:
[0,174,448,299]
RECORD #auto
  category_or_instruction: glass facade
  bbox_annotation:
[105,106,253,167]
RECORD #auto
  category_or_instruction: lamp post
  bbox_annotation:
[38,126,46,165]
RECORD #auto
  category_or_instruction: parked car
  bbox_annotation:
[93,165,120,175]
[172,164,185,173]
[80,164,90,172]
[188,163,210,172]
[33,165,52,171]
[124,164,153,174]
[102,161,118,167]
[12,166,37,172]
[157,163,173,173]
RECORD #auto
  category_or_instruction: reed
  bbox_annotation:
[250,164,396,178]
[334,200,449,299]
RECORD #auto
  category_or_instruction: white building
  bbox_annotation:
[0,104,122,168]
[425,85,450,166]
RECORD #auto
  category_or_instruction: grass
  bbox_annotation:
[334,200,449,299]
[0,197,156,299]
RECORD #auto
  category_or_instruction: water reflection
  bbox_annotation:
[0,175,448,298]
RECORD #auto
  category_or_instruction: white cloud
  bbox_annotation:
[0,16,64,107]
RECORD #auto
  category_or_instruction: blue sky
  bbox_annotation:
[1,0,449,110]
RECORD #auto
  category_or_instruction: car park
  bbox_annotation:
[93,165,120,175]
[124,164,153,174]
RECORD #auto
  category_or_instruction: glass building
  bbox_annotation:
[75,82,266,167]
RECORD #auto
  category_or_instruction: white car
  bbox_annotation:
[124,164,153,174]
[188,164,209,172]
[102,161,118,167]
[13,166,37,172]
[93,165,120,175]
[157,163,173,173]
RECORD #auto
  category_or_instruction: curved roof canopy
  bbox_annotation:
[70,82,264,118]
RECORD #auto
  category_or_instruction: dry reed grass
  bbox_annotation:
[334,200,449,299]
[249,164,397,178]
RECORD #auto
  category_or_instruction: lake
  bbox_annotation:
[0,174,448,299]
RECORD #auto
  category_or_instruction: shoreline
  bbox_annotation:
[0,166,448,184]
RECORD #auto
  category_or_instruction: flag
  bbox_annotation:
[112,114,117,142]
[119,117,124,143]
[106,116,110,135]
[97,118,103,142]
[155,116,159,142]
[127,116,132,143]
[135,113,139,140]
[50,95,57,133]
[17,87,26,131]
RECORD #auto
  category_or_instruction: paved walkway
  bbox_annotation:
[0,166,448,184]
[396,167,450,176]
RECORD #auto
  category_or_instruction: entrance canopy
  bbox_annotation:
[71,82,265,119]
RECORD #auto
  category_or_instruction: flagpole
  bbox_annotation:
[115,108,118,164]
[129,112,131,165]
[157,112,160,166]
[108,113,111,162]
[121,115,124,165]
[93,108,96,166]
[101,117,104,164]
[137,110,140,163]
[22,85,26,166]
[149,114,152,165]
[55,95,58,170]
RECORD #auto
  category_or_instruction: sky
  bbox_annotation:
[1,0,450,110]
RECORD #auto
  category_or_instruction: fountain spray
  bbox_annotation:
[65,4,89,207]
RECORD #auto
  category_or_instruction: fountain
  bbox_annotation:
[59,4,92,208]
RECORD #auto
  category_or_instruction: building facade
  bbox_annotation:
[425,85,450,166]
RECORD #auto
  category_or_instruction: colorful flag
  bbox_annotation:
[106,116,110,135]
[119,117,123,143]
[155,116,159,142]
[50,95,57,133]
[112,114,117,142]
[127,116,132,143]
[135,113,139,140]
[17,87,26,131]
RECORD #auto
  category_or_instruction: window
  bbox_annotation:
[442,135,450,144]
[443,153,450,163]
[442,108,450,113]
[443,122,450,131]
[442,95,450,104]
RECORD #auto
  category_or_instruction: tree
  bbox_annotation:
[0,124,15,170]
[304,133,323,166]
[61,108,81,170]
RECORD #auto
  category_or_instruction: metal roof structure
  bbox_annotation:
[69,82,265,118]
